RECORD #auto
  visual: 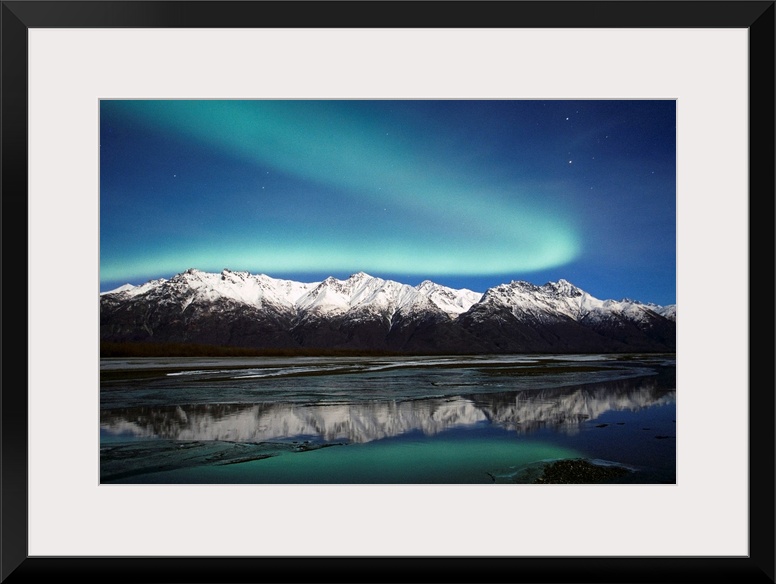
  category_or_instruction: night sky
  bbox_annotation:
[100,100,676,305]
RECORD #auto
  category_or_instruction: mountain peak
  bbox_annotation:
[542,279,583,297]
[221,268,249,279]
[348,271,373,281]
[504,280,538,292]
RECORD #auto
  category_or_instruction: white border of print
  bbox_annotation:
[27,28,748,557]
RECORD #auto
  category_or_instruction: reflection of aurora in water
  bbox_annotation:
[100,355,676,483]
[101,377,674,443]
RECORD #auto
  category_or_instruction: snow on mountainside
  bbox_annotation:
[101,269,676,320]
[477,279,676,324]
[479,279,589,322]
[655,305,676,320]
[101,279,168,297]
[416,280,483,315]
[101,269,676,353]
[294,272,482,318]
[102,269,484,318]
[100,283,136,295]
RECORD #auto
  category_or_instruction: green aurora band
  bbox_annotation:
[101,100,581,283]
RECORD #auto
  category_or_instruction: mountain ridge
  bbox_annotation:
[100,269,676,354]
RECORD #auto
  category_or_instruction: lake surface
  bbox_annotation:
[100,354,676,484]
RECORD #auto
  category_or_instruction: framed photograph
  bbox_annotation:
[3,1,773,582]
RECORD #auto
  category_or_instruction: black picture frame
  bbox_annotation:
[2,1,773,582]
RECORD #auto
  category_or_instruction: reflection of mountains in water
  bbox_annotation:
[101,376,675,443]
[471,379,674,435]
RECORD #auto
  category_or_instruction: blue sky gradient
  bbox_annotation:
[100,99,676,305]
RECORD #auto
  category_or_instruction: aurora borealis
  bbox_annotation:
[100,100,676,305]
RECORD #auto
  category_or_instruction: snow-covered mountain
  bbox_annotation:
[100,269,676,353]
[102,269,480,316]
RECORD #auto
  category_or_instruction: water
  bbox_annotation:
[100,354,676,484]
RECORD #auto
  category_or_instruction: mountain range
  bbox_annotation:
[100,269,676,354]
